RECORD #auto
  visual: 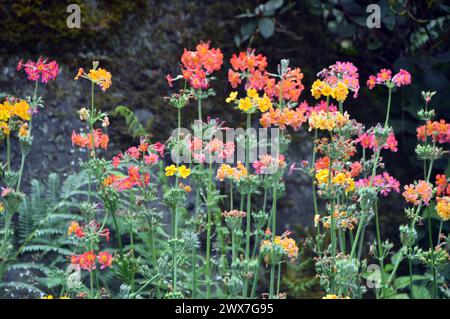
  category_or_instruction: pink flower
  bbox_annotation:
[17,57,59,84]
[144,153,159,165]
[152,142,165,157]
[126,146,141,160]
[166,74,174,87]
[392,69,411,87]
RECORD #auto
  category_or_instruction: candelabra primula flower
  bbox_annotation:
[264,67,305,102]
[67,221,85,238]
[436,196,450,221]
[72,250,97,272]
[168,41,223,89]
[355,172,400,196]
[317,61,360,98]
[98,251,113,269]
[356,130,398,152]
[260,104,308,130]
[0,98,32,123]
[416,119,450,144]
[260,231,299,264]
[435,174,450,196]
[216,162,247,181]
[71,129,109,150]
[367,68,411,89]
[228,49,268,89]
[165,164,191,179]
[75,62,112,91]
[402,180,433,206]
[315,169,355,193]
[17,57,59,83]
[308,110,349,131]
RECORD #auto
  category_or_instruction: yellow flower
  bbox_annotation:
[238,97,253,112]
[0,121,10,135]
[165,164,178,177]
[321,84,332,97]
[332,172,346,185]
[0,202,4,214]
[0,109,10,122]
[13,100,31,121]
[333,82,349,103]
[346,178,355,193]
[178,165,191,179]
[311,80,324,99]
[257,95,272,112]
[226,91,238,103]
[88,68,112,91]
[315,169,330,186]
[42,295,54,299]
[246,88,259,99]
[436,197,450,221]
[322,294,350,299]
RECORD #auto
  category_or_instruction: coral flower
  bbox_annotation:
[97,251,113,269]
[436,196,450,221]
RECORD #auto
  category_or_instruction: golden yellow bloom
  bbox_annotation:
[88,68,112,91]
[246,88,259,99]
[321,84,332,97]
[311,80,324,99]
[226,91,238,103]
[0,202,4,214]
[42,295,54,299]
[315,169,330,186]
[238,97,253,112]
[165,164,178,177]
[436,197,450,221]
[13,100,31,121]
[333,82,349,103]
[332,172,346,185]
[257,95,272,112]
[0,121,10,135]
[178,165,191,179]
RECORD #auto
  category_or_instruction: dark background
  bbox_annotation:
[0,0,449,297]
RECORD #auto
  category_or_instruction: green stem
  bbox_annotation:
[16,152,26,191]
[374,201,386,299]
[192,187,200,299]
[205,160,213,298]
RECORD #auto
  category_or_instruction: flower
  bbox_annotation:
[74,250,97,272]
[97,251,113,269]
[165,165,178,177]
[435,174,449,196]
[75,63,112,91]
[416,119,450,144]
[226,91,238,103]
[178,165,191,179]
[367,68,411,89]
[436,196,450,221]
[171,41,223,89]
[392,69,411,87]
[222,210,247,218]
[322,294,350,299]
[71,129,109,150]
[402,180,433,206]
[17,57,59,83]
[308,110,349,131]
[67,221,85,238]
[238,97,252,112]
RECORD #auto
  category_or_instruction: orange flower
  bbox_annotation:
[97,251,113,269]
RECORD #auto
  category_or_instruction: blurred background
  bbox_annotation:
[0,0,449,297]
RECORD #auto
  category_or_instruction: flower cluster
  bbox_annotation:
[226,88,272,113]
[71,129,109,150]
[0,98,31,135]
[168,42,223,89]
[260,231,299,264]
[71,250,113,272]
[259,103,308,130]
[416,120,450,144]
[308,110,349,131]
[75,62,112,91]
[228,49,268,89]
[316,61,360,99]
[402,180,433,206]
[356,129,398,152]
[165,164,191,179]
[216,162,248,181]
[315,169,355,193]
[17,57,59,83]
[367,68,411,89]
[355,172,400,196]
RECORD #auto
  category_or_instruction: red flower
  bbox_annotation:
[98,251,113,269]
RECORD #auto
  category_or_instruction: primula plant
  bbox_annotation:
[0,42,448,300]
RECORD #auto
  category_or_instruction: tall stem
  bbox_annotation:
[205,160,213,298]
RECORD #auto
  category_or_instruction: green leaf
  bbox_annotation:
[263,0,284,13]
[258,18,275,38]
[240,20,257,39]
[394,275,428,289]
[112,105,148,138]
[412,285,431,299]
